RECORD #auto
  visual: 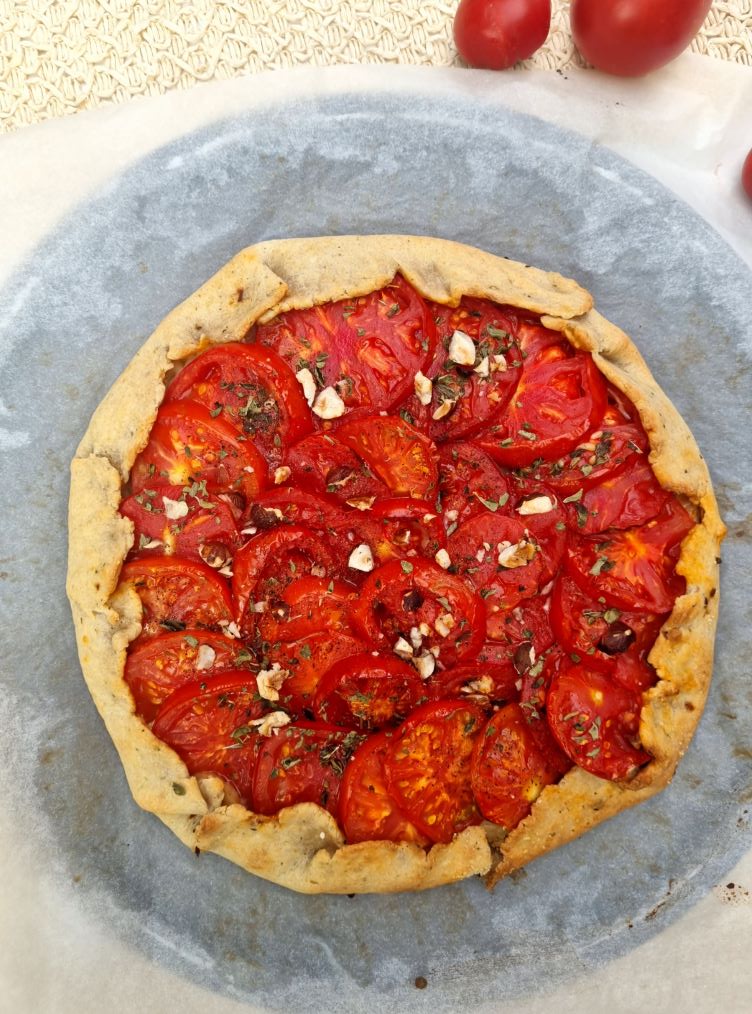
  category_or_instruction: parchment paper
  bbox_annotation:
[1,57,751,1014]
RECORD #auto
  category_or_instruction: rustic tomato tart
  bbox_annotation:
[67,235,724,894]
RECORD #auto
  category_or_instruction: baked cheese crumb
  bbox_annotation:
[413,651,436,679]
[162,496,189,520]
[448,329,476,366]
[251,711,291,737]
[434,548,451,569]
[274,466,291,485]
[517,495,555,516]
[394,636,414,659]
[348,543,374,572]
[256,663,289,702]
[312,386,346,419]
[497,539,536,569]
[414,371,433,406]
[295,367,316,406]
[434,613,455,638]
[195,644,216,670]
[432,399,455,421]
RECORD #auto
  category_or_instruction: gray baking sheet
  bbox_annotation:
[1,75,751,1012]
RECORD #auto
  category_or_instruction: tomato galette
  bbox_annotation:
[67,236,724,894]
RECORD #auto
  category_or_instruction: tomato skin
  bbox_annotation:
[121,556,234,637]
[438,441,510,526]
[425,662,520,705]
[547,664,651,780]
[571,0,712,78]
[368,497,446,562]
[124,629,255,722]
[257,576,357,643]
[313,653,424,730]
[335,414,439,500]
[252,722,364,817]
[351,558,486,666]
[454,0,551,71]
[152,672,267,805]
[743,150,752,202]
[384,700,485,843]
[471,703,568,829]
[339,732,430,845]
[565,459,671,535]
[164,342,312,464]
[285,432,389,504]
[130,401,268,501]
[268,633,368,716]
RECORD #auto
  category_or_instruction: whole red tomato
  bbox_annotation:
[571,0,713,77]
[743,150,752,201]
[453,0,551,71]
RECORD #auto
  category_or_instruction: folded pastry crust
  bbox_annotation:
[67,235,724,894]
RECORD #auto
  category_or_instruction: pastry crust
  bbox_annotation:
[66,235,724,894]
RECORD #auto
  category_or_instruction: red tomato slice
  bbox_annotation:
[335,414,439,500]
[165,342,312,465]
[339,731,430,845]
[367,497,446,562]
[252,722,364,816]
[502,483,567,584]
[565,498,694,613]
[427,299,522,441]
[285,432,389,504]
[425,662,519,705]
[124,629,255,722]
[258,576,357,643]
[313,653,424,730]
[551,573,665,671]
[351,558,486,667]
[248,487,352,530]
[564,458,671,535]
[130,402,268,501]
[484,593,554,654]
[438,441,510,526]
[519,645,567,714]
[471,703,569,830]
[448,513,546,612]
[151,672,266,805]
[120,556,233,637]
[384,700,484,843]
[478,349,607,467]
[547,664,651,780]
[253,275,436,411]
[267,633,368,716]
[610,650,659,694]
[232,526,342,631]
[120,483,240,565]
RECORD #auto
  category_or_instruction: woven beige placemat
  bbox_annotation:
[1,0,750,133]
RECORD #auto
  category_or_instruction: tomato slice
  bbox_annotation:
[232,525,342,631]
[151,672,266,804]
[334,414,439,500]
[519,646,567,714]
[120,483,241,565]
[438,441,510,526]
[351,558,485,666]
[339,731,430,845]
[564,458,671,535]
[254,275,436,411]
[367,497,446,562]
[120,556,234,637]
[313,653,424,730]
[252,722,364,816]
[448,512,546,612]
[425,662,519,705]
[248,487,352,530]
[124,629,255,722]
[471,703,570,829]
[267,633,368,716]
[547,664,651,780]
[484,593,554,654]
[130,402,268,501]
[427,298,523,441]
[551,573,665,671]
[384,700,484,843]
[165,342,312,464]
[258,576,357,643]
[478,348,607,467]
[285,432,390,504]
[565,498,694,612]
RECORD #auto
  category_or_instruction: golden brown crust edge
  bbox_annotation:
[66,235,723,894]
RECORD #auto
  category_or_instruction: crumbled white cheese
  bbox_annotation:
[432,399,455,421]
[218,564,233,578]
[220,620,242,639]
[434,613,455,638]
[422,513,436,523]
[448,329,476,366]
[195,644,216,670]
[274,465,291,485]
[497,539,537,569]
[491,354,508,373]
[348,543,374,572]
[393,636,414,659]
[252,601,268,613]
[256,663,289,702]
[475,546,486,563]
[295,367,316,406]
[346,497,376,511]
[413,651,436,680]
[414,371,433,406]
[409,626,423,651]
[474,356,490,378]
[162,496,189,520]
[250,711,291,737]
[140,537,163,550]
[419,622,431,637]
[434,548,451,570]
[241,526,258,536]
[310,563,327,578]
[312,386,346,419]
[517,495,555,516]
[243,465,255,474]
[445,509,458,524]
[461,675,494,696]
